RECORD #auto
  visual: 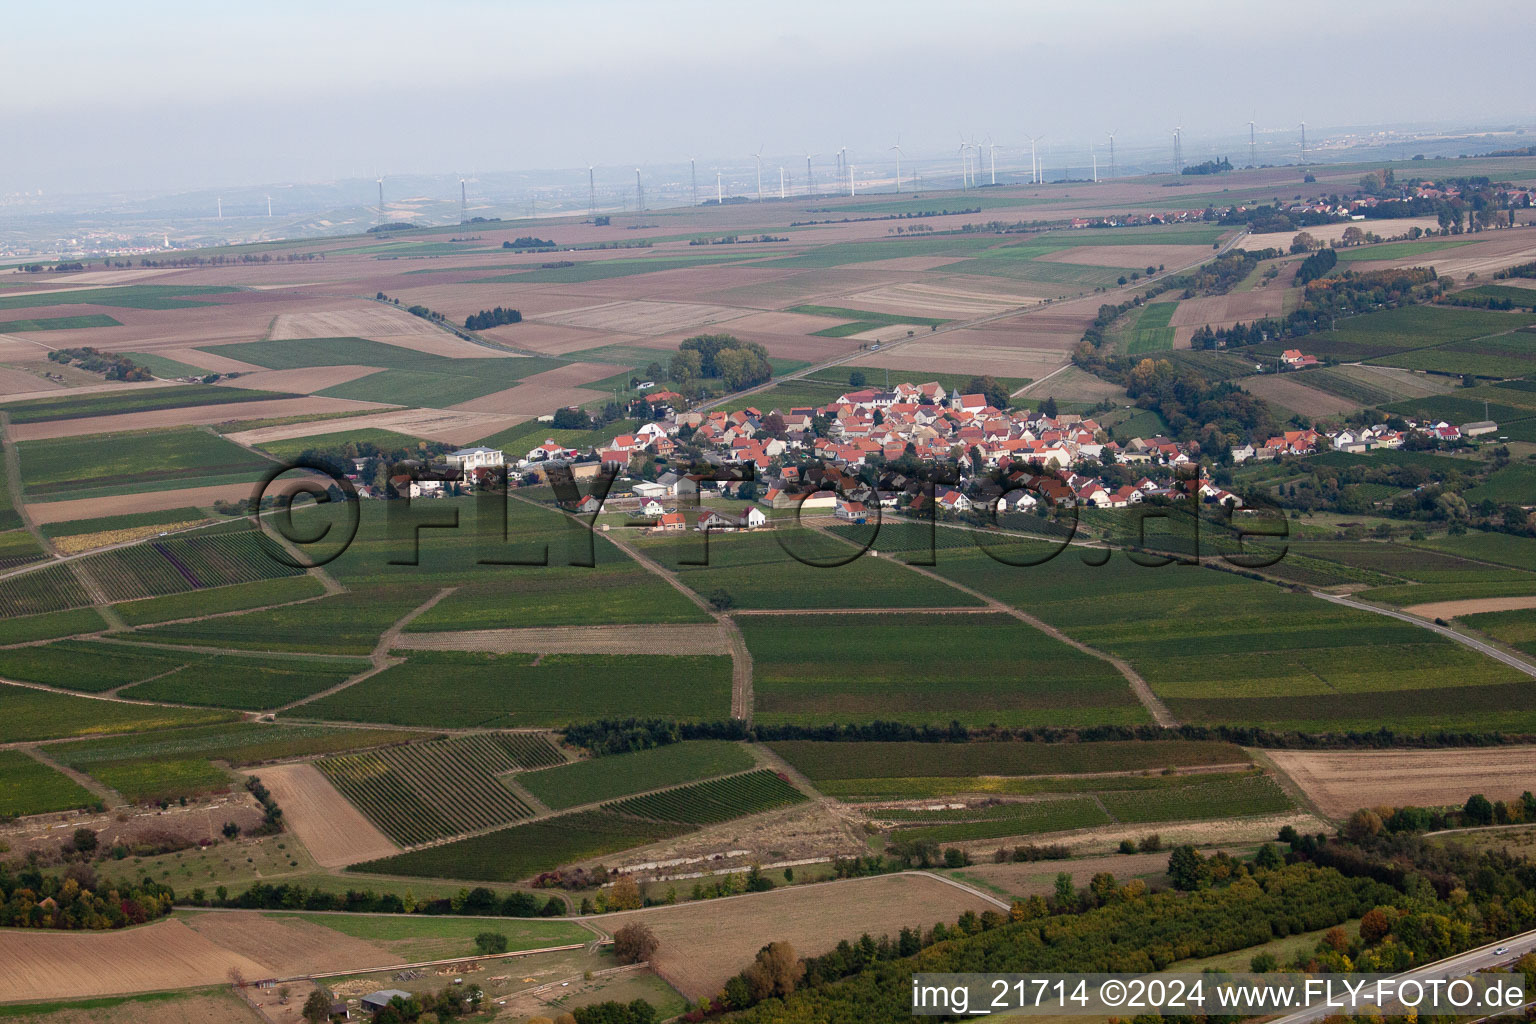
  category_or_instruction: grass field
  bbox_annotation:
[2,384,287,424]
[1332,238,1479,263]
[770,739,1251,788]
[1254,306,1534,376]
[0,607,108,644]
[0,285,237,312]
[604,769,805,823]
[112,574,327,626]
[269,912,588,962]
[116,651,369,709]
[741,612,1142,727]
[16,428,273,498]
[1118,302,1178,355]
[317,733,561,845]
[50,722,425,803]
[647,530,983,610]
[0,313,122,332]
[0,683,234,744]
[132,582,438,654]
[253,428,428,461]
[520,741,756,811]
[0,749,97,816]
[293,651,733,727]
[351,808,692,882]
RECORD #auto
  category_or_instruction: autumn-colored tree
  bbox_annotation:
[606,875,643,911]
[1360,907,1393,944]
[743,941,802,1002]
[1323,926,1349,952]
[613,921,658,964]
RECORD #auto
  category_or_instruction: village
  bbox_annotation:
[358,377,1500,532]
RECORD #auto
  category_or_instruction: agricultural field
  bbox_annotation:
[0,284,237,311]
[801,366,1030,396]
[39,505,209,540]
[76,527,307,602]
[2,384,287,425]
[0,312,123,332]
[881,796,1110,842]
[785,304,949,337]
[50,721,426,803]
[602,769,806,823]
[0,639,198,693]
[922,542,1536,733]
[520,740,756,810]
[131,582,439,654]
[16,428,273,499]
[1114,301,1178,354]
[647,530,984,610]
[0,682,234,744]
[0,606,108,644]
[293,650,733,727]
[351,808,692,882]
[112,574,328,626]
[316,732,559,845]
[771,739,1252,799]
[741,612,1142,727]
[265,912,588,962]
[0,562,93,618]
[0,748,98,816]
[251,427,428,461]
[116,651,369,709]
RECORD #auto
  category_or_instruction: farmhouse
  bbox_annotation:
[361,990,413,1015]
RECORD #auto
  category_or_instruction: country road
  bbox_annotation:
[1268,927,1536,1024]
[1312,590,1536,680]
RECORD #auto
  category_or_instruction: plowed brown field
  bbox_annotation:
[256,762,399,867]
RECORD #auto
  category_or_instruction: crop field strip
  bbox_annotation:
[16,427,275,500]
[0,561,93,619]
[601,769,806,824]
[0,748,98,816]
[317,732,563,845]
[2,384,291,425]
[519,740,756,810]
[50,721,428,803]
[75,528,307,602]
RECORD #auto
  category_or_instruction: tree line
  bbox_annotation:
[464,306,523,330]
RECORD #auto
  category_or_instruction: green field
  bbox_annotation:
[1459,608,1536,657]
[253,428,429,461]
[0,607,108,644]
[76,526,306,602]
[742,612,1140,727]
[520,741,756,811]
[113,574,328,626]
[0,313,121,332]
[16,428,272,498]
[51,721,426,802]
[2,384,287,424]
[0,749,97,816]
[0,639,199,692]
[801,367,1031,396]
[0,682,234,744]
[351,808,691,882]
[132,582,438,654]
[786,304,949,337]
[294,650,733,727]
[1118,301,1179,354]
[647,530,983,610]
[267,912,588,961]
[317,733,560,845]
[887,796,1110,842]
[40,507,208,538]
[604,769,805,823]
[476,253,755,284]
[771,739,1251,787]
[0,285,238,311]
[116,651,369,709]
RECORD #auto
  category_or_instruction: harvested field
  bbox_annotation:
[851,336,1069,379]
[1048,244,1210,268]
[0,918,269,1001]
[1170,287,1287,328]
[267,304,446,340]
[0,365,61,396]
[448,361,623,416]
[6,396,386,441]
[1241,374,1360,418]
[483,321,633,356]
[1405,595,1536,619]
[182,911,396,977]
[601,872,994,1000]
[394,623,732,655]
[225,407,521,446]
[1266,747,1536,819]
[956,850,1178,900]
[25,483,262,524]
[711,309,847,336]
[132,345,264,374]
[838,281,1038,318]
[1015,365,1127,403]
[212,364,385,394]
[533,300,751,335]
[256,761,400,867]
[1234,218,1441,250]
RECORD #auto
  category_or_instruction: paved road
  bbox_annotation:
[1269,927,1536,1024]
[1312,590,1536,680]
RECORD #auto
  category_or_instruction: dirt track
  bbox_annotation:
[256,762,400,867]
[394,623,732,655]
[1266,747,1536,819]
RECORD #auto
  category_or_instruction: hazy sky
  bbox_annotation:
[4,0,1533,195]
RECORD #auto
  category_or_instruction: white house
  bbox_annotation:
[445,447,504,475]
[631,481,670,499]
[736,507,767,530]
[835,499,869,522]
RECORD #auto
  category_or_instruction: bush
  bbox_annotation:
[474,931,508,955]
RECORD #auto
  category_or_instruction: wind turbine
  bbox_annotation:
[375,176,385,227]
[266,195,273,218]
[753,146,765,202]
[986,135,997,185]
[635,168,644,212]
[460,178,469,223]
[716,169,723,205]
[1172,127,1184,174]
[1298,121,1307,164]
[804,153,817,196]
[217,197,223,221]
[848,161,856,197]
[1106,130,1117,179]
[1026,136,1043,184]
[1247,119,1257,168]
[1091,147,1098,183]
[779,166,786,199]
[689,157,698,206]
[889,137,903,193]
[585,164,596,217]
[958,139,970,189]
